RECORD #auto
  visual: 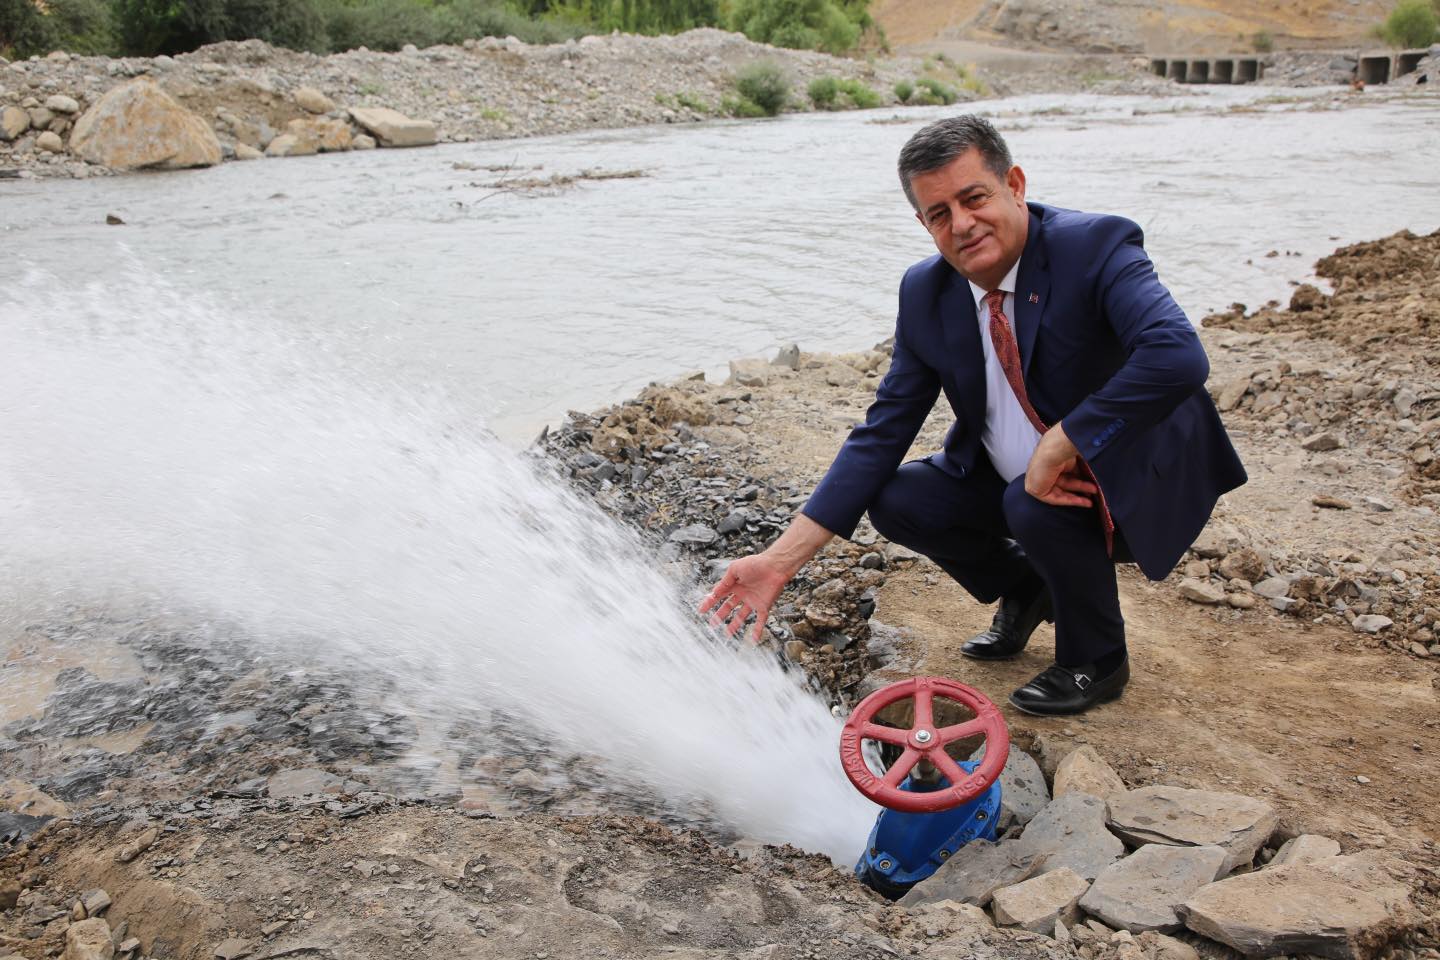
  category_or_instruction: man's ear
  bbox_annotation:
[914,209,926,229]
[1007,165,1027,204]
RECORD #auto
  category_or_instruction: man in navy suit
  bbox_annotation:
[701,115,1245,715]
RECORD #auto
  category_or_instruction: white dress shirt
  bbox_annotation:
[968,259,1043,483]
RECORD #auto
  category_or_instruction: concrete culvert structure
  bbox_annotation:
[1235,58,1260,82]
[1189,60,1211,83]
[1359,54,1391,84]
[1212,59,1234,83]
[1151,59,1167,76]
[1168,60,1188,81]
[1397,51,1425,78]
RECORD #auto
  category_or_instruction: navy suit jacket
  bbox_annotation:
[802,202,1246,581]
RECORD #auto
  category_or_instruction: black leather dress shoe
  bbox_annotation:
[1008,657,1129,716]
[960,584,1053,661]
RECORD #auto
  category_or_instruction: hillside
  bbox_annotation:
[873,0,1397,54]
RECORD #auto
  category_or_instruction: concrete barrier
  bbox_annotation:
[1359,54,1392,84]
[1152,55,1263,84]
[1396,51,1425,78]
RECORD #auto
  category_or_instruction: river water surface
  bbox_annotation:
[5,86,1439,441]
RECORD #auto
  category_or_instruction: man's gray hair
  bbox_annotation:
[898,115,1013,210]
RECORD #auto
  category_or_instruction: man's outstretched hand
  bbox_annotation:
[698,553,791,643]
[698,511,836,644]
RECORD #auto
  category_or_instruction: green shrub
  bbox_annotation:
[1379,0,1439,47]
[734,60,789,116]
[808,74,840,108]
[113,0,328,55]
[722,94,768,118]
[838,76,880,108]
[914,76,957,105]
[893,79,913,102]
[1,0,59,58]
[1250,29,1274,52]
[728,0,864,54]
[674,90,709,112]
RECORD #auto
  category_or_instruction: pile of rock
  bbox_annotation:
[1181,229,1440,655]
[1,30,932,180]
[1259,51,1361,87]
[901,745,1416,960]
[539,348,898,699]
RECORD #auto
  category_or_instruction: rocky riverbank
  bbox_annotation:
[0,29,1177,181]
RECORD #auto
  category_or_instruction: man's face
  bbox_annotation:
[910,148,1029,291]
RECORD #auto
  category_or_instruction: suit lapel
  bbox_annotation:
[1014,209,1048,379]
[938,269,986,433]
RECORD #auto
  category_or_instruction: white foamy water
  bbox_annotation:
[0,266,879,861]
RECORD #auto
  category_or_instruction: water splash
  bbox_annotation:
[0,261,878,861]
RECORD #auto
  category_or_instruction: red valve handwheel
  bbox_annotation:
[839,676,1009,813]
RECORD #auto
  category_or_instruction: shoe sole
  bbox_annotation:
[1006,687,1124,717]
[959,647,1025,662]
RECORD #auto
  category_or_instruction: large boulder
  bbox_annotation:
[69,78,221,170]
[1179,853,1412,959]
[62,918,114,960]
[1,105,30,141]
[347,106,436,147]
[1106,786,1278,874]
[991,868,1090,933]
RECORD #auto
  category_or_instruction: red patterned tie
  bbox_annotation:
[985,289,1114,556]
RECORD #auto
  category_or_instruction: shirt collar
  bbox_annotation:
[968,257,1021,311]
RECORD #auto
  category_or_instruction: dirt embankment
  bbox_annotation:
[873,0,1395,54]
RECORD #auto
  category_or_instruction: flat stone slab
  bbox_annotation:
[1079,843,1227,933]
[992,867,1090,933]
[1106,785,1278,874]
[970,742,1049,827]
[1180,853,1411,959]
[1053,745,1126,801]
[1269,834,1341,868]
[899,838,1040,908]
[1018,791,1125,881]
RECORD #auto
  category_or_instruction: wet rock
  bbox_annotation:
[293,86,336,114]
[1178,578,1224,605]
[63,918,114,960]
[1079,844,1227,933]
[212,938,253,960]
[1107,786,1278,875]
[1053,745,1126,801]
[1179,853,1411,959]
[969,743,1049,828]
[348,106,436,147]
[668,523,717,546]
[266,768,343,799]
[1352,614,1393,634]
[70,78,221,169]
[1,779,70,818]
[1018,792,1126,881]
[991,867,1089,934]
[1268,834,1340,868]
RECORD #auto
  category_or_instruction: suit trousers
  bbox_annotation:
[866,456,1130,667]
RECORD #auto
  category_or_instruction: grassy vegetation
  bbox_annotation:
[892,79,912,102]
[1250,29,1274,52]
[1376,0,1439,47]
[731,59,789,116]
[807,74,840,108]
[2,0,880,60]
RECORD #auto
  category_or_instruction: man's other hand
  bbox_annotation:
[1025,424,1097,507]
[698,554,790,644]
